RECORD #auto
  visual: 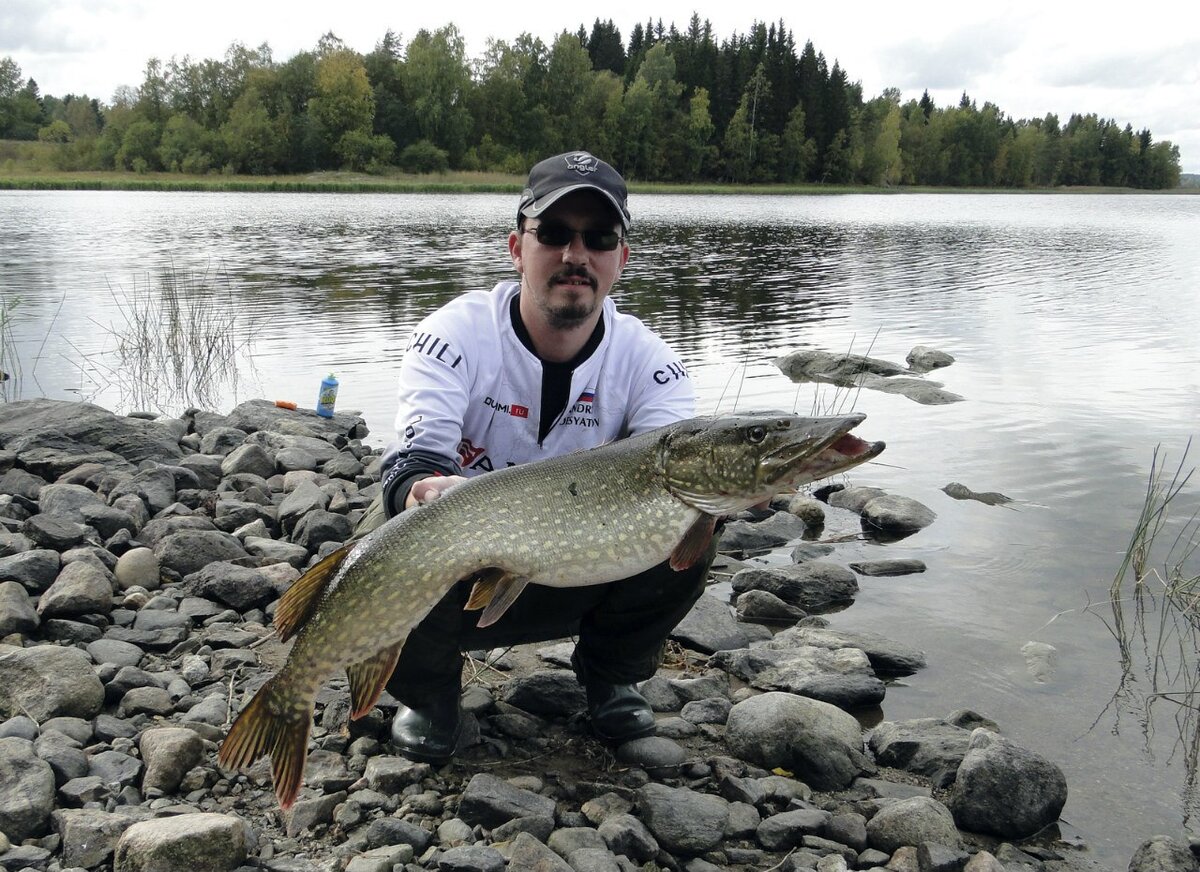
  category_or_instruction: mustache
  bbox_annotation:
[551,266,598,290]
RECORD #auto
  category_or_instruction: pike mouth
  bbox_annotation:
[763,415,885,487]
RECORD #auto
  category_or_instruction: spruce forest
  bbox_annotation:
[0,17,1184,188]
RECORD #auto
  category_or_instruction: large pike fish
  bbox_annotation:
[218,413,883,808]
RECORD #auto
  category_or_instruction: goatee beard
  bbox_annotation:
[541,266,599,330]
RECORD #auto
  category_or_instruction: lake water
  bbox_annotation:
[3,189,1200,865]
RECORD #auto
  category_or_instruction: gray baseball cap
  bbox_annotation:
[518,151,630,230]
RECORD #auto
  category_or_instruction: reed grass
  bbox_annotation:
[1094,441,1200,822]
[0,295,20,403]
[77,266,257,414]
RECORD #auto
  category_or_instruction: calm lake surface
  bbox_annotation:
[3,189,1200,865]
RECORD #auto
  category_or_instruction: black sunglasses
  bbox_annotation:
[523,222,624,252]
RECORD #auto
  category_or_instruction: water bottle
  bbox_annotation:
[316,373,339,418]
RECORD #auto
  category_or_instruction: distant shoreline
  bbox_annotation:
[1,170,1197,195]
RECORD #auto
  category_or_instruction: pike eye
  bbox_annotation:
[746,426,767,444]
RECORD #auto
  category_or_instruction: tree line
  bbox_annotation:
[0,17,1184,189]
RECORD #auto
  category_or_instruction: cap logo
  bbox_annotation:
[564,152,600,175]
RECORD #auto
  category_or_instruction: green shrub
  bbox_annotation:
[397,139,449,174]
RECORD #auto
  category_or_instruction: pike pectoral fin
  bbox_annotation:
[464,570,531,628]
[464,568,510,610]
[275,544,353,642]
[217,676,311,811]
[670,514,717,571]
[346,642,402,719]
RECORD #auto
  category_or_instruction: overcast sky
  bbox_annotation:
[4,0,1198,173]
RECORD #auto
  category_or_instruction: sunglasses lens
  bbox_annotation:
[535,224,574,246]
[533,224,622,251]
[585,231,621,251]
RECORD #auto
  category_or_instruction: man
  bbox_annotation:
[364,151,709,764]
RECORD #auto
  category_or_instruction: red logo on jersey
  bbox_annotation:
[510,404,529,418]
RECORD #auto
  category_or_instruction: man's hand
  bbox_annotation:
[405,475,469,509]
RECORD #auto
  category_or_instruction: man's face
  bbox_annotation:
[508,190,630,331]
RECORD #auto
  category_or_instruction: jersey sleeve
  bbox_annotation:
[623,329,696,436]
[379,311,474,516]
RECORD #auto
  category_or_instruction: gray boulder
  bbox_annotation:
[861,495,936,534]
[113,812,248,872]
[279,480,329,533]
[226,398,367,441]
[826,486,888,513]
[731,561,859,611]
[52,807,148,869]
[735,589,807,625]
[868,718,975,788]
[38,482,105,522]
[865,796,962,854]
[0,548,60,594]
[672,591,769,653]
[220,443,276,479]
[712,641,885,709]
[154,529,248,577]
[456,772,556,828]
[0,736,56,840]
[184,561,277,612]
[948,728,1067,838]
[0,399,183,465]
[849,559,927,576]
[725,691,865,790]
[291,509,353,551]
[37,559,114,618]
[108,468,178,516]
[907,345,955,372]
[756,808,831,851]
[0,467,47,501]
[1128,835,1199,872]
[0,643,105,721]
[0,580,38,636]
[778,625,927,676]
[115,547,160,590]
[636,782,730,855]
[719,511,809,553]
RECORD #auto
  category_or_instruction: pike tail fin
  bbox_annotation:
[217,676,312,810]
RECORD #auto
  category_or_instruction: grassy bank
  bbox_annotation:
[1,166,1195,196]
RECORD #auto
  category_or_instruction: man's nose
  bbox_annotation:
[562,232,589,262]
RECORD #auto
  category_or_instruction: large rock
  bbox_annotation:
[1128,835,1200,872]
[730,561,859,612]
[868,718,976,788]
[457,772,557,828]
[0,399,183,464]
[725,692,865,790]
[139,728,205,795]
[778,626,927,676]
[108,468,179,516]
[865,796,962,853]
[712,642,885,709]
[0,643,105,721]
[0,736,56,840]
[225,398,367,441]
[0,580,39,636]
[52,808,148,869]
[671,591,768,654]
[861,495,936,534]
[37,559,114,618]
[154,530,248,577]
[636,782,729,855]
[220,443,277,480]
[113,813,248,872]
[184,562,276,612]
[37,482,106,522]
[948,728,1067,838]
[0,548,61,594]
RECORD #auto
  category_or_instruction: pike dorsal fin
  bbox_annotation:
[275,544,353,642]
[465,569,531,628]
[346,642,402,719]
[670,514,717,571]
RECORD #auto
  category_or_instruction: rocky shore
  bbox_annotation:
[0,398,1193,872]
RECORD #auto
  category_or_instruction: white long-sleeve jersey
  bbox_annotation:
[379,281,694,513]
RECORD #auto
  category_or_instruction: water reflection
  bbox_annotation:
[2,190,1200,865]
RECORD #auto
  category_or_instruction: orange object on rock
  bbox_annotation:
[275,400,297,410]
